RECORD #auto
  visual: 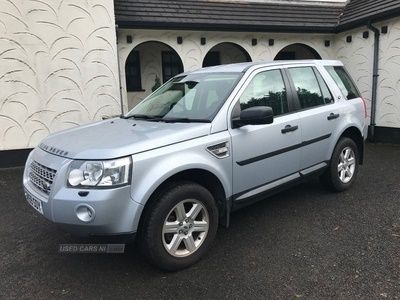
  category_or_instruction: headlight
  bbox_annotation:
[67,157,132,188]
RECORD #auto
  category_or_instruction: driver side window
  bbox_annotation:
[235,69,288,118]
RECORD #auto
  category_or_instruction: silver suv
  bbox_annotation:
[23,60,367,270]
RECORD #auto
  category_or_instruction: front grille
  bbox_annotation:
[29,161,57,195]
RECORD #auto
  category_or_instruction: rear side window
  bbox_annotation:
[325,66,360,100]
[314,70,334,104]
[288,67,332,109]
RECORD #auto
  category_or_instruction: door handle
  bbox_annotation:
[327,113,340,120]
[281,125,298,134]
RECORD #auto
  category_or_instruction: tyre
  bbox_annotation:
[139,181,218,271]
[320,137,359,192]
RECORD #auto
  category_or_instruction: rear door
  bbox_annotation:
[229,67,302,199]
[285,65,340,170]
[324,65,368,138]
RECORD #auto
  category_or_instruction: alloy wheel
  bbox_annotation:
[337,147,356,184]
[162,199,209,257]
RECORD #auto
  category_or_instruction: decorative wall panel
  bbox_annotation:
[334,17,400,128]
[0,0,120,150]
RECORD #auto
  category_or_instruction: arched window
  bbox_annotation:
[125,41,185,109]
[125,50,142,92]
[203,42,251,67]
[274,43,321,60]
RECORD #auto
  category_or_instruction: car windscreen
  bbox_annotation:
[125,72,243,122]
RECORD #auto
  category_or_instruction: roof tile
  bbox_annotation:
[114,0,400,33]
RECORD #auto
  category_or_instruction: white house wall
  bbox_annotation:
[0,0,121,151]
[376,17,400,128]
[334,16,400,129]
[333,27,374,121]
[118,29,334,110]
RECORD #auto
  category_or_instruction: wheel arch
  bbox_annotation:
[338,126,364,164]
[137,168,229,234]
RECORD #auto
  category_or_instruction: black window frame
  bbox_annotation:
[125,50,144,92]
[162,51,184,83]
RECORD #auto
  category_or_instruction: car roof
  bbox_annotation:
[184,60,343,75]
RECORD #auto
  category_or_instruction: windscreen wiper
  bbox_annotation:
[160,117,211,123]
[123,115,211,123]
[122,114,163,121]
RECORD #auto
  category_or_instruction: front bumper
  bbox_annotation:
[23,148,143,236]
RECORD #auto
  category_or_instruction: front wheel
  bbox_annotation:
[139,182,218,271]
[320,137,360,192]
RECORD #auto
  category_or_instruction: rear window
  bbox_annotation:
[325,66,360,100]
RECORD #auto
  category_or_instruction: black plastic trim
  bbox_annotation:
[236,133,331,166]
[232,161,329,209]
[370,126,400,144]
[0,148,33,168]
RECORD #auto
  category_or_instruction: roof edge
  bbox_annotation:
[116,21,336,34]
[337,7,400,32]
[116,10,400,35]
[210,0,348,7]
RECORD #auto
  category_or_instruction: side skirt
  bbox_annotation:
[230,162,329,212]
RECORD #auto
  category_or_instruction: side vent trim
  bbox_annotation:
[207,142,230,159]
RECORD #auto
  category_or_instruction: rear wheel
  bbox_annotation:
[139,182,218,271]
[320,137,359,192]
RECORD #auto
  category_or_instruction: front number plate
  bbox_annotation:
[25,190,44,215]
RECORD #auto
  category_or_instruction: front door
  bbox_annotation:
[229,69,302,199]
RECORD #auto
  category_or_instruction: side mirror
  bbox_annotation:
[232,106,274,128]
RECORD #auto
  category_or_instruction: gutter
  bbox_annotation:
[115,24,125,116]
[367,22,380,141]
[116,21,337,34]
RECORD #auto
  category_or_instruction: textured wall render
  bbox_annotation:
[333,28,374,119]
[334,17,400,128]
[376,17,400,128]
[0,0,121,151]
[118,29,334,111]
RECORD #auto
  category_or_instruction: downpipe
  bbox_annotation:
[115,24,125,116]
[367,22,380,142]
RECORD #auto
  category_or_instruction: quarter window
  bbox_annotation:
[289,67,329,109]
[237,70,288,117]
[325,66,360,100]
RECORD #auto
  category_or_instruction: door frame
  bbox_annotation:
[226,65,300,127]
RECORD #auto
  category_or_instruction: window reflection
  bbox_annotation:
[289,67,333,109]
[238,70,288,116]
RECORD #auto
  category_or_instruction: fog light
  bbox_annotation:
[75,204,95,223]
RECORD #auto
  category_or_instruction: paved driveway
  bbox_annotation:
[1,143,399,299]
